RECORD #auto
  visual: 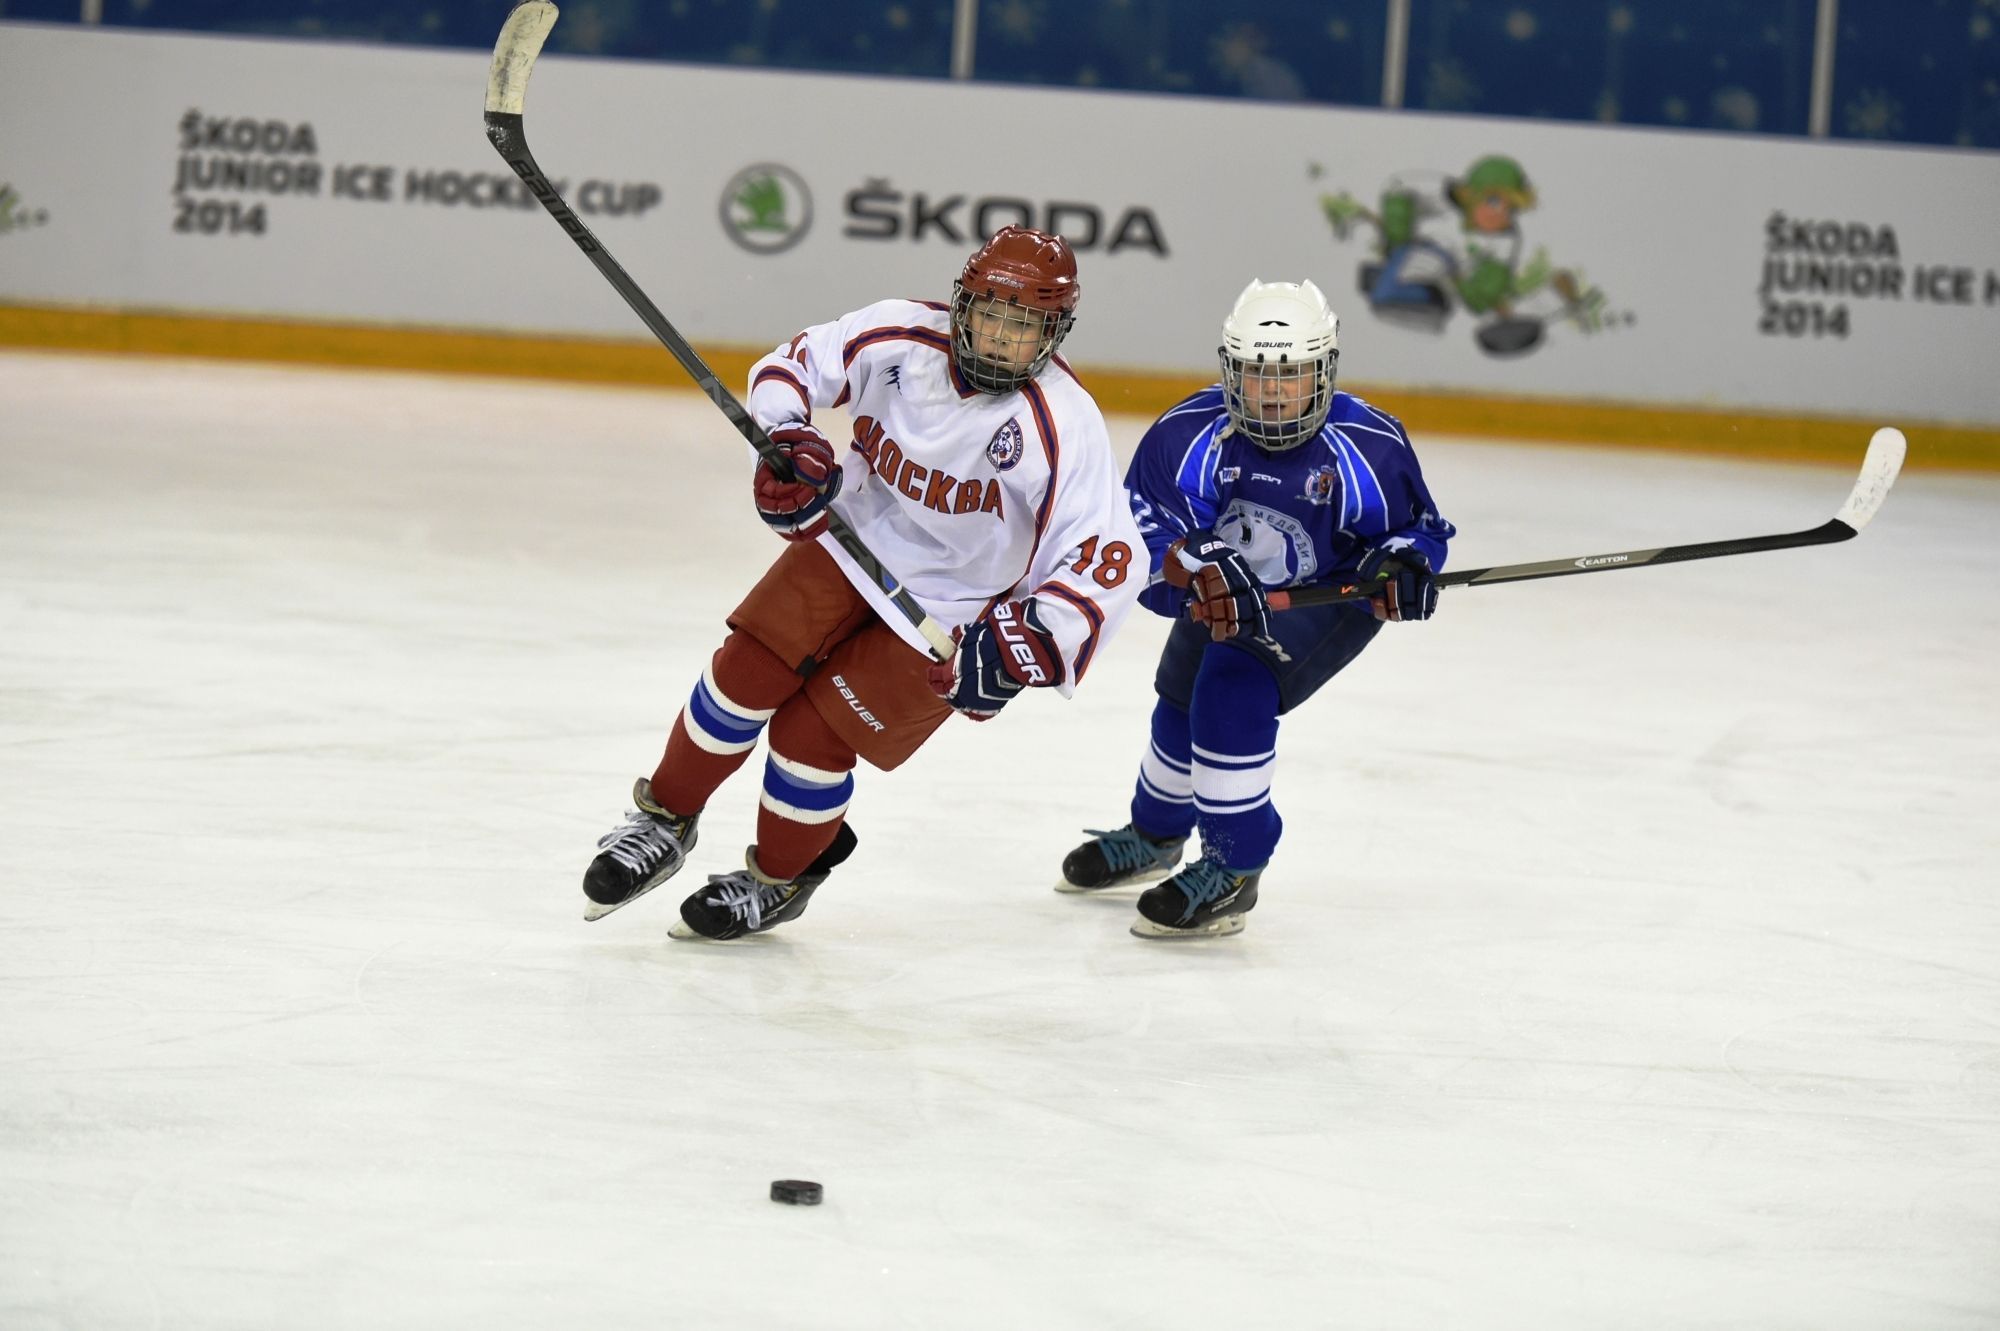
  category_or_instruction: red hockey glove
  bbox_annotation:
[753,424,843,542]
[1169,530,1271,642]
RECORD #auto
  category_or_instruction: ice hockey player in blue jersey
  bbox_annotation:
[1059,278,1455,938]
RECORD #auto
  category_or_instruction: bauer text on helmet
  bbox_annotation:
[1218,279,1340,452]
[950,225,1080,395]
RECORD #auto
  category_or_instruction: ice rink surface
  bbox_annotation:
[3,351,1997,1330]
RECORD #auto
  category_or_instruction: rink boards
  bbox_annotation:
[1,20,1997,463]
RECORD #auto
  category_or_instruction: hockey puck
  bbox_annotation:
[769,1179,822,1206]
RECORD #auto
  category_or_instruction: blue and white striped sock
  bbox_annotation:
[1187,649,1281,870]
[681,663,776,756]
[1130,698,1196,841]
[760,752,856,826]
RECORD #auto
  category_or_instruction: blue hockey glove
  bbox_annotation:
[1353,544,1438,622]
[925,599,1065,721]
[753,424,843,542]
[1171,529,1270,642]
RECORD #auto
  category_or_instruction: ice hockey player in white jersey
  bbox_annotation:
[1058,278,1455,938]
[583,226,1145,940]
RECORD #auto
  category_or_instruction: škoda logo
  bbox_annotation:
[721,164,812,255]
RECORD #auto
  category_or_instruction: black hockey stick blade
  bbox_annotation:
[481,2,957,660]
[1268,427,1906,611]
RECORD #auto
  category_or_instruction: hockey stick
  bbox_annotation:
[1267,427,1907,611]
[483,1,957,661]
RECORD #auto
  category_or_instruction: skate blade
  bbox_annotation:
[584,887,644,919]
[1052,862,1178,894]
[666,919,756,942]
[583,853,699,922]
[582,875,669,922]
[1129,914,1247,940]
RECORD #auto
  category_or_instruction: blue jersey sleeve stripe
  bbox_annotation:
[1354,400,1412,447]
[1174,421,1225,529]
[1156,387,1225,425]
[1332,436,1361,527]
[1336,417,1403,444]
[1355,446,1390,528]
[1333,428,1390,528]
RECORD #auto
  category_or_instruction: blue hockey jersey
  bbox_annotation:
[1124,386,1455,618]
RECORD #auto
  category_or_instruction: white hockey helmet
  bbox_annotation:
[1218,278,1340,451]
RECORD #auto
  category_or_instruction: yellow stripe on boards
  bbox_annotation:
[3,302,1994,471]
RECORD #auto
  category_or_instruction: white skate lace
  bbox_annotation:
[596,810,688,875]
[707,871,790,931]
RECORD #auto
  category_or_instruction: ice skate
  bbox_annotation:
[1131,855,1261,939]
[582,778,701,921]
[1056,825,1187,893]
[670,823,859,941]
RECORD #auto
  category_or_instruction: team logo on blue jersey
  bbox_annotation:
[987,418,1025,471]
[1302,464,1340,506]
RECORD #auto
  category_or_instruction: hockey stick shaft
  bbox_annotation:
[483,2,956,660]
[1266,427,1906,611]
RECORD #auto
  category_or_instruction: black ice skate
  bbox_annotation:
[1056,824,1187,893]
[669,823,859,942]
[582,778,701,921]
[1132,855,1262,939]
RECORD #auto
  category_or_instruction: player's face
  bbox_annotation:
[963,297,1047,369]
[1237,361,1315,422]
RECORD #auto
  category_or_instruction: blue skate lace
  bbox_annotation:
[1172,857,1236,910]
[1085,825,1180,874]
[596,810,690,876]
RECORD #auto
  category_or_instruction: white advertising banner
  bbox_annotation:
[3,22,1997,424]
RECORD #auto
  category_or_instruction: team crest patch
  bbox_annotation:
[1302,464,1339,506]
[987,418,1026,471]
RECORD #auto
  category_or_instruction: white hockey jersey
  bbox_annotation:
[746,298,1143,695]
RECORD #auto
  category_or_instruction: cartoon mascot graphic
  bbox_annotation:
[1318,154,1621,357]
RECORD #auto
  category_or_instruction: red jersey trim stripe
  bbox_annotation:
[839,324,977,401]
[1034,582,1106,681]
[1023,380,1061,548]
[752,366,811,414]
[841,325,952,368]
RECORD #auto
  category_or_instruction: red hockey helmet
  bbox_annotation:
[950,226,1080,394]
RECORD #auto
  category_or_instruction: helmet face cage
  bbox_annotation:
[1219,346,1337,451]
[951,282,1074,394]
